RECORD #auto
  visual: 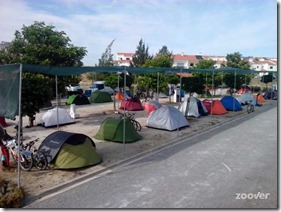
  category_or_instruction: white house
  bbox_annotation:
[113,52,134,67]
[172,54,199,68]
[249,59,277,76]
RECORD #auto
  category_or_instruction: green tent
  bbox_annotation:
[90,91,113,103]
[95,117,142,143]
[38,131,102,169]
[66,95,77,105]
[66,94,91,105]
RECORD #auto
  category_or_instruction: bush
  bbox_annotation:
[0,177,25,208]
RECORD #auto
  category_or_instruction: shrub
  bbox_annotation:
[0,177,25,208]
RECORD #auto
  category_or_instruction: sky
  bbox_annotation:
[0,0,278,66]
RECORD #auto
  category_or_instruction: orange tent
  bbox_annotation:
[253,94,265,103]
[115,92,124,100]
[202,99,228,115]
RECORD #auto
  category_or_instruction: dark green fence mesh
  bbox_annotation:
[0,64,20,119]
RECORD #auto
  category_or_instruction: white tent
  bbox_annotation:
[41,107,75,128]
[179,96,208,118]
[146,105,189,131]
[237,92,257,105]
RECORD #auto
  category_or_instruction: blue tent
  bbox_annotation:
[220,96,242,111]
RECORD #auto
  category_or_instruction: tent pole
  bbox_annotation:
[211,71,214,117]
[233,69,237,112]
[205,72,207,98]
[17,63,23,188]
[56,75,59,131]
[157,72,159,101]
[123,68,127,159]
[117,72,121,110]
[179,68,182,104]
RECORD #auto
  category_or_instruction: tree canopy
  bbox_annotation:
[0,21,87,126]
[131,39,153,67]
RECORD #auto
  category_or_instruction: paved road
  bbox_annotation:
[26,104,277,208]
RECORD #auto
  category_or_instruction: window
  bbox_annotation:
[190,63,194,67]
[177,63,184,67]
[270,66,273,69]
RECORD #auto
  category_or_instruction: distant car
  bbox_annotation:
[65,85,83,95]
[88,81,114,95]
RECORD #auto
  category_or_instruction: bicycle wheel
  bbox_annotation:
[251,105,255,113]
[247,105,251,114]
[17,152,33,171]
[33,151,48,170]
[132,120,142,132]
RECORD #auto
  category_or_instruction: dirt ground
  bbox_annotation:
[0,95,272,203]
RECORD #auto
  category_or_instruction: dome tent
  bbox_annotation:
[120,97,144,111]
[95,117,142,143]
[237,92,257,106]
[263,90,278,100]
[178,96,208,118]
[90,91,112,103]
[143,100,162,116]
[253,93,265,103]
[146,106,189,131]
[202,99,228,115]
[220,96,242,111]
[41,107,75,128]
[66,94,91,105]
[38,131,102,169]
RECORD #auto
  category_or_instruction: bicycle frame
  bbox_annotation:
[6,139,32,162]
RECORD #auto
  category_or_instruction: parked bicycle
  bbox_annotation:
[4,137,34,171]
[22,138,48,170]
[246,100,255,114]
[1,127,48,171]
[118,111,142,132]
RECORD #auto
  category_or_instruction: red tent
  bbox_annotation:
[143,100,162,116]
[0,117,7,128]
[236,87,250,94]
[120,98,144,111]
[202,99,228,115]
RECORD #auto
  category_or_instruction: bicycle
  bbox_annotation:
[118,111,142,132]
[246,100,255,114]
[22,138,48,170]
[4,137,34,171]
[1,127,48,170]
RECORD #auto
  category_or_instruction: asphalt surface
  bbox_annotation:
[25,103,278,209]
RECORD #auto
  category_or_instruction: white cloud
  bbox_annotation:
[0,0,277,65]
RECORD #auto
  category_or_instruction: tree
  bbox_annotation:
[157,45,173,57]
[180,59,217,94]
[220,52,252,89]
[223,52,250,70]
[260,72,276,91]
[135,46,176,96]
[131,39,153,67]
[98,39,115,67]
[0,21,87,127]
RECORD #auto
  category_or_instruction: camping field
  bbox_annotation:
[0,94,275,202]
